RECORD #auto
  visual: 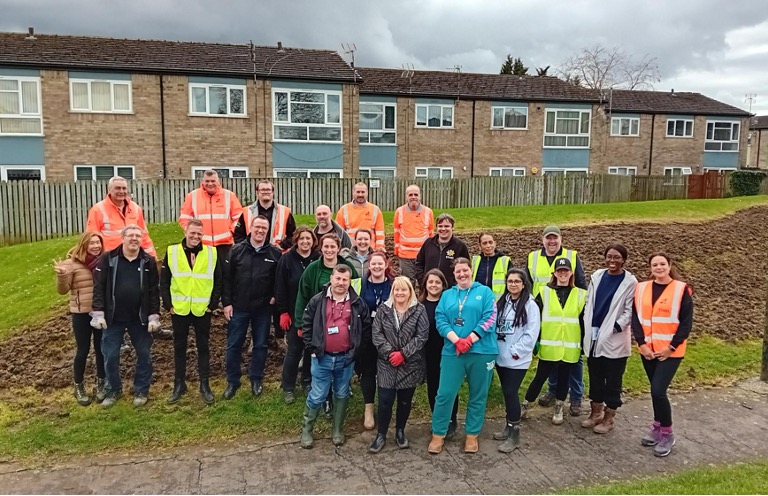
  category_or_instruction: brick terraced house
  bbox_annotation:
[748,116,768,170]
[0,31,751,181]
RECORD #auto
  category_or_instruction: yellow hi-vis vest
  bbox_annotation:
[350,278,362,294]
[527,249,577,298]
[471,255,510,300]
[539,286,586,363]
[168,244,216,317]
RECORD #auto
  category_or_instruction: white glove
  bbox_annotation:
[147,314,161,333]
[90,311,107,330]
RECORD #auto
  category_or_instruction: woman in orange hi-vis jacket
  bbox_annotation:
[631,252,693,458]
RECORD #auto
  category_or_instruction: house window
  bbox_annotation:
[190,83,246,117]
[70,79,132,113]
[415,104,453,128]
[359,168,396,179]
[542,168,589,177]
[491,105,528,129]
[0,165,45,181]
[415,167,453,179]
[273,89,342,142]
[74,165,135,181]
[666,119,694,137]
[610,117,639,136]
[544,109,591,147]
[664,167,693,176]
[489,167,526,177]
[273,169,343,178]
[0,76,42,135]
[705,121,740,151]
[359,102,396,144]
[608,166,637,175]
[192,167,248,179]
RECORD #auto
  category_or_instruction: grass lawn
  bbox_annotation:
[561,460,768,494]
[0,335,759,460]
[1,196,766,339]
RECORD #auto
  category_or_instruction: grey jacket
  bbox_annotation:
[313,220,352,250]
[371,300,429,389]
[583,269,638,359]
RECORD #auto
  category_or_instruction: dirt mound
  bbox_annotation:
[1,206,767,391]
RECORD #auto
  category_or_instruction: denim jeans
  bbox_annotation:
[226,306,272,385]
[102,319,153,396]
[306,352,355,410]
[546,354,584,401]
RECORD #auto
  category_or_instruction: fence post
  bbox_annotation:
[762,281,768,382]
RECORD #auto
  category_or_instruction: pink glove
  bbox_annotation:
[389,351,405,367]
[455,337,473,355]
[279,312,292,331]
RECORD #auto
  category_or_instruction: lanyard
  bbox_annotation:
[330,296,348,324]
[457,287,472,317]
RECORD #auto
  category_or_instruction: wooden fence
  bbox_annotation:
[0,174,690,246]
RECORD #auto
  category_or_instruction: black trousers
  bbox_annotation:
[525,359,573,403]
[72,312,105,383]
[377,387,416,435]
[642,357,682,427]
[172,312,212,381]
[355,341,378,404]
[425,337,458,423]
[587,356,628,409]
[496,366,527,423]
[281,324,311,391]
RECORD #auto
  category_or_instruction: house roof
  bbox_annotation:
[749,115,768,129]
[0,32,358,82]
[608,89,750,117]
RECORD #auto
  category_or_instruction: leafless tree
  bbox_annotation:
[557,45,660,90]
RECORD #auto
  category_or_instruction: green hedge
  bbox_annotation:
[730,170,768,196]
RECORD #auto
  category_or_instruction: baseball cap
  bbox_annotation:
[554,258,572,271]
[543,225,561,237]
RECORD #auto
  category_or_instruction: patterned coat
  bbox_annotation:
[371,300,429,389]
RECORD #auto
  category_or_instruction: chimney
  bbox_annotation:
[671,88,675,96]
[277,41,284,52]
[25,27,36,40]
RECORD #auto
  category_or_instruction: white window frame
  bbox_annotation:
[543,109,591,148]
[664,167,693,176]
[490,105,528,130]
[415,104,454,129]
[73,165,135,181]
[359,101,396,145]
[666,119,694,138]
[705,120,740,151]
[359,167,396,179]
[608,166,637,175]
[0,165,45,181]
[191,166,248,179]
[489,167,526,177]
[189,83,247,117]
[272,169,344,178]
[415,167,453,179]
[610,117,639,137]
[69,78,132,113]
[272,88,342,143]
[542,168,589,176]
[703,167,736,172]
[0,75,43,136]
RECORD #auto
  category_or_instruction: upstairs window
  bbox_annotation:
[415,167,453,178]
[610,117,639,136]
[190,83,246,117]
[415,104,453,128]
[705,121,739,151]
[273,89,341,142]
[544,109,590,147]
[491,105,527,129]
[0,76,42,135]
[70,79,132,113]
[666,119,693,137]
[359,102,396,144]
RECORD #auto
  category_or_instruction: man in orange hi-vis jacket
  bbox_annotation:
[86,176,155,256]
[335,182,385,250]
[393,184,433,283]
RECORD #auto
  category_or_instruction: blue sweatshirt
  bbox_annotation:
[436,281,498,356]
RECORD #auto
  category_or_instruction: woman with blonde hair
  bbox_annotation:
[369,276,429,453]
[54,231,105,406]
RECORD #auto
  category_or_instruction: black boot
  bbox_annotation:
[497,421,521,453]
[395,428,409,449]
[223,383,239,400]
[368,432,386,453]
[167,380,187,404]
[199,379,215,405]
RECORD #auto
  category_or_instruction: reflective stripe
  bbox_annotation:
[194,213,231,220]
[202,233,232,242]
[97,202,111,230]
[271,204,287,243]
[172,296,213,303]
[651,333,674,341]
[399,235,428,242]
[179,214,194,220]
[342,205,350,227]
[540,339,581,349]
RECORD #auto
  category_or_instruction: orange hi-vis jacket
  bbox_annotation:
[86,195,156,256]
[178,187,243,246]
[336,202,385,250]
[393,204,434,259]
[634,280,689,358]
[242,202,291,246]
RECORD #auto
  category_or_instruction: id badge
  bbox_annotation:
[591,326,600,341]
[327,326,339,335]
[371,310,376,318]
[454,317,465,327]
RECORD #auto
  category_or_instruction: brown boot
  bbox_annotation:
[581,401,605,428]
[428,434,445,454]
[593,407,616,434]
[363,403,375,430]
[464,434,479,454]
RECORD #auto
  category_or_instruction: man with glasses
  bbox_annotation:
[235,180,296,251]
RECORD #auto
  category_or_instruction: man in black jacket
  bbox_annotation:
[91,224,160,408]
[222,215,282,399]
[300,264,371,449]
[414,213,470,287]
[160,219,224,405]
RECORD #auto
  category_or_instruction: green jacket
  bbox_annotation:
[294,256,359,325]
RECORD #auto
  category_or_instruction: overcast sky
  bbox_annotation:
[3,0,768,115]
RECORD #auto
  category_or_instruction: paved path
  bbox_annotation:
[2,380,768,494]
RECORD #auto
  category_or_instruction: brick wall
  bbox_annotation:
[590,111,652,174]
[472,101,544,176]
[751,128,768,169]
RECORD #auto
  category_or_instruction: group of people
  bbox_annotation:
[53,171,693,458]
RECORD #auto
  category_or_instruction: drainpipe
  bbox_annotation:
[647,113,655,175]
[159,75,167,179]
[470,100,476,177]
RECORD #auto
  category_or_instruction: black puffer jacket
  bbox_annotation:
[92,246,160,325]
[372,301,429,389]
[302,284,371,360]
[274,246,320,316]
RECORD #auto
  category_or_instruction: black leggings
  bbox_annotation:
[587,356,628,409]
[72,312,105,383]
[425,339,458,423]
[281,324,311,391]
[642,357,682,427]
[496,366,527,423]
[525,359,573,403]
[377,387,416,435]
[355,342,378,404]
